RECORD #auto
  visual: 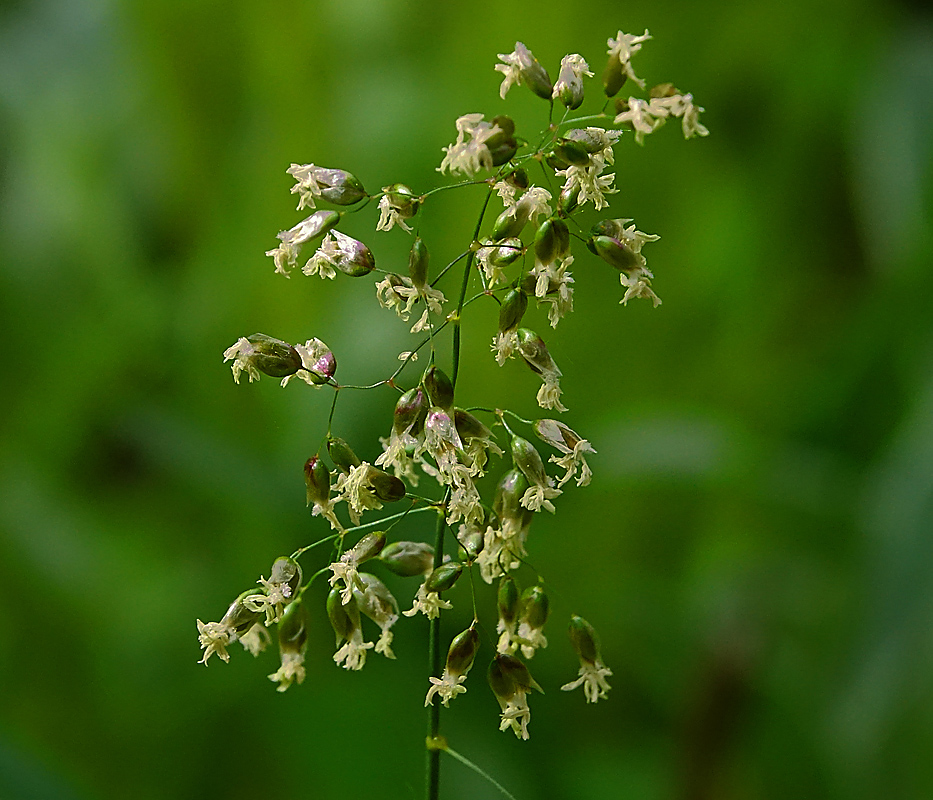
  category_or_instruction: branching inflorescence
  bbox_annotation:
[197,29,706,798]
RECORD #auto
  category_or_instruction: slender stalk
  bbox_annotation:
[451,259,473,390]
[426,500,448,800]
[338,287,492,393]
[444,747,519,800]
[561,111,612,127]
[452,188,494,389]
[347,504,435,534]
[295,566,332,601]
[427,182,497,800]
[431,250,471,289]
[420,178,491,201]
[290,532,342,561]
[317,385,341,454]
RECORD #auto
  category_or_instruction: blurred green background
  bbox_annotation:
[2,0,932,798]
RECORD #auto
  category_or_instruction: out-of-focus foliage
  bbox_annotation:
[1,0,932,798]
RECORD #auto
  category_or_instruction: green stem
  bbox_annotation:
[337,288,491,393]
[420,179,491,201]
[290,532,342,561]
[561,111,612,127]
[452,189,494,389]
[350,504,435,533]
[467,562,479,622]
[451,263,472,390]
[426,500,448,800]
[443,747,520,800]
[500,408,537,426]
[326,386,340,435]
[295,566,332,601]
[431,250,471,289]
[427,182,498,800]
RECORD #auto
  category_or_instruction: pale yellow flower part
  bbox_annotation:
[492,330,518,365]
[531,256,575,328]
[620,272,662,306]
[516,621,548,660]
[222,338,261,384]
[301,233,342,280]
[552,53,592,104]
[616,94,708,144]
[497,692,533,740]
[286,162,326,210]
[536,419,597,488]
[376,194,414,232]
[403,582,452,620]
[424,671,468,707]
[501,186,552,227]
[354,573,400,660]
[281,337,333,387]
[556,164,617,210]
[333,462,383,526]
[476,243,509,288]
[310,493,344,533]
[196,619,234,665]
[375,431,420,487]
[268,651,307,692]
[238,623,271,657]
[520,483,561,514]
[561,661,613,704]
[536,377,567,413]
[606,29,651,89]
[265,211,335,277]
[497,615,519,655]
[616,97,662,144]
[494,179,519,209]
[375,274,446,331]
[328,559,366,606]
[437,114,502,177]
[494,42,534,99]
[333,627,374,671]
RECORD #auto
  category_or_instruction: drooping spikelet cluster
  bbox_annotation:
[200,30,705,743]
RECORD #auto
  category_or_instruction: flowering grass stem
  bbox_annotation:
[428,179,497,798]
[426,497,449,800]
[201,28,706,799]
